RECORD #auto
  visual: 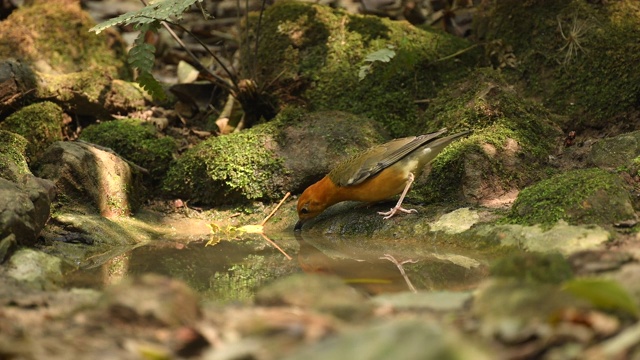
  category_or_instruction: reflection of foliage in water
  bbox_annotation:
[203,254,299,304]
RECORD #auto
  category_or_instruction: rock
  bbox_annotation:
[255,273,372,320]
[34,141,144,217]
[283,319,491,360]
[104,274,201,327]
[473,222,610,255]
[0,102,64,161]
[0,176,55,250]
[588,130,640,170]
[163,110,388,205]
[6,248,63,290]
[429,207,480,234]
[79,118,177,186]
[0,130,30,182]
[509,168,636,227]
[476,0,640,127]
[371,291,473,312]
[0,130,56,253]
[490,252,573,284]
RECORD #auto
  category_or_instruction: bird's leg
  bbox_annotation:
[378,172,418,219]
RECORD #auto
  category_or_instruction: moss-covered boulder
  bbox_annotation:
[79,119,177,187]
[0,130,30,182]
[0,1,147,117]
[163,109,388,205]
[243,1,480,137]
[0,130,55,256]
[476,0,640,128]
[0,102,64,162]
[415,69,560,205]
[0,0,128,77]
[588,130,640,170]
[509,168,636,227]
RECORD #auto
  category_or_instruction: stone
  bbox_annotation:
[6,248,63,290]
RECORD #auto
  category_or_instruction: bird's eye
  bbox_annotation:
[300,207,309,214]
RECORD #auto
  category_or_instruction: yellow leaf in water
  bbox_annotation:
[236,224,264,234]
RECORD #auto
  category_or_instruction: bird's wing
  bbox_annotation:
[329,128,449,187]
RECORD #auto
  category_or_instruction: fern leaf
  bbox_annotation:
[89,0,205,34]
[128,43,157,74]
[364,48,396,63]
[137,71,166,101]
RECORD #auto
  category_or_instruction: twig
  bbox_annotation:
[261,192,291,226]
[260,233,292,260]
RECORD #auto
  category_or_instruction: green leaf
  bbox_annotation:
[563,278,639,318]
[358,64,372,81]
[137,71,166,101]
[89,0,205,34]
[128,43,156,73]
[364,48,396,63]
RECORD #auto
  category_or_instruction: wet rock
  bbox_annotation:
[255,273,372,320]
[103,274,201,327]
[473,222,610,255]
[429,207,480,234]
[283,319,491,360]
[35,141,144,217]
[6,248,62,290]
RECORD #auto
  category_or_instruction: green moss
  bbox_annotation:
[163,121,286,205]
[79,119,177,186]
[491,252,573,284]
[0,130,30,180]
[0,102,64,162]
[508,168,635,227]
[0,2,129,78]
[243,1,480,137]
[477,0,640,127]
[417,69,560,202]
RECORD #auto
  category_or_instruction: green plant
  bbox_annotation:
[90,0,276,128]
[358,45,396,81]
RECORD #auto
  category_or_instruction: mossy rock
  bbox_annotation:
[0,102,64,162]
[243,1,480,137]
[79,119,177,186]
[416,69,560,203]
[508,168,636,227]
[588,130,640,170]
[0,130,30,181]
[163,109,388,206]
[476,0,640,128]
[0,1,129,78]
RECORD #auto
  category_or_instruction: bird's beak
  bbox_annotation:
[294,219,305,231]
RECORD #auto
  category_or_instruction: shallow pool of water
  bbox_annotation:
[64,231,497,303]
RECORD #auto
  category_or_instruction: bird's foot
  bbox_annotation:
[378,206,418,219]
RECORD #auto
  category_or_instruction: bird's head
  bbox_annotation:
[294,184,329,231]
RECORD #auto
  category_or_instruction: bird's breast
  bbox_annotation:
[334,161,415,203]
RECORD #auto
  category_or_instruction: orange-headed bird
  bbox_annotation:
[294,129,471,230]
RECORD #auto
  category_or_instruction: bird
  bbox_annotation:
[294,128,471,230]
